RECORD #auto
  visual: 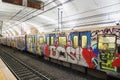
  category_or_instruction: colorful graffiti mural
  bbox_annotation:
[98,35,117,71]
[44,27,120,73]
[1,26,120,77]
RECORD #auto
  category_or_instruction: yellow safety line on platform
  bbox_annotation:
[0,70,6,80]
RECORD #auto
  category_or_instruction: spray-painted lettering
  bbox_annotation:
[91,28,120,40]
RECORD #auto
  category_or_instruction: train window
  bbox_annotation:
[98,35,116,50]
[98,43,103,50]
[98,36,116,43]
[81,36,87,48]
[39,36,44,44]
[51,37,54,45]
[108,43,116,49]
[59,37,66,46]
[73,36,78,48]
[47,37,49,45]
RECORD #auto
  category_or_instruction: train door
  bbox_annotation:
[98,34,117,71]
[46,35,50,45]
[30,35,34,53]
[57,35,67,61]
[21,35,26,50]
[29,35,33,53]
[21,36,24,50]
[44,34,50,57]
[40,36,44,55]
[17,36,20,50]
[36,35,44,55]
[31,35,34,53]
[26,35,31,52]
[80,31,91,48]
[36,35,40,54]
[49,34,57,59]
[45,34,56,57]
[34,35,37,54]
[32,35,36,54]
[78,31,95,68]
[66,32,79,64]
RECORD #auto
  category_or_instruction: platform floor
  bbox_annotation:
[0,58,17,80]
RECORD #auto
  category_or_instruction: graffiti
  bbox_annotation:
[67,52,75,60]
[46,28,120,71]
[59,51,66,58]
[82,48,97,69]
[92,58,98,68]
[52,48,56,56]
[112,53,120,68]
[91,37,97,41]
[58,32,66,36]
[49,45,97,68]
[112,58,120,67]
[44,45,50,57]
[66,47,78,61]
[112,28,120,39]
[91,28,120,40]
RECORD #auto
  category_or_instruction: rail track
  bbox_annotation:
[0,48,50,80]
[0,45,110,80]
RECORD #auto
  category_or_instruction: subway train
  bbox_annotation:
[0,26,120,78]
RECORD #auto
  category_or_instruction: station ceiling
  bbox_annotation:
[0,0,120,36]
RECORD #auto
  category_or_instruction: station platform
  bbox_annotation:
[0,58,17,80]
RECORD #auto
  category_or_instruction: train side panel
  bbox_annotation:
[0,26,120,78]
[44,26,120,77]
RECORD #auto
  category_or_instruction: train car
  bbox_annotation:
[0,25,120,78]
[44,26,120,78]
